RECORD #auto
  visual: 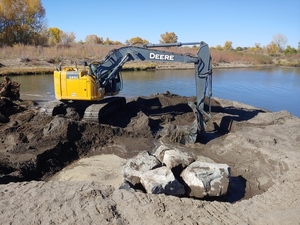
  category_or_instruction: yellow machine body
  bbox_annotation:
[54,69,105,101]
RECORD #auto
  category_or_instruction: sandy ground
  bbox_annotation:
[1,89,300,224]
[49,154,127,189]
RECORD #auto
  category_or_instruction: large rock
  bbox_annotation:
[122,146,231,199]
[140,166,185,196]
[153,145,196,170]
[162,149,196,170]
[181,161,230,198]
[122,151,161,185]
[152,145,171,162]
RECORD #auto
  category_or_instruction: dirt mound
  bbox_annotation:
[0,92,199,183]
[0,76,24,123]
[0,90,258,184]
[0,76,20,99]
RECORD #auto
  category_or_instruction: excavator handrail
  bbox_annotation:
[145,42,202,48]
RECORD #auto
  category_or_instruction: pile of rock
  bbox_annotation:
[121,145,230,198]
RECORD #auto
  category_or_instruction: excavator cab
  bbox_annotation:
[89,61,123,96]
[103,72,122,96]
[89,63,98,76]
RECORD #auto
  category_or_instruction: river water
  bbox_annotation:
[12,67,300,118]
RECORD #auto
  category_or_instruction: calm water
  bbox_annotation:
[12,68,300,118]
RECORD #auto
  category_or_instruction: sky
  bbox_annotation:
[41,0,300,48]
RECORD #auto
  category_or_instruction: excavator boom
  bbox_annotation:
[95,41,212,143]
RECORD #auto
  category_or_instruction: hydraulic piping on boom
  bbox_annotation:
[41,41,212,144]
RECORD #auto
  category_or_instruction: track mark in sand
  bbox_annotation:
[201,201,244,225]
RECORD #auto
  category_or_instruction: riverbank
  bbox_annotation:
[0,58,284,76]
[1,43,299,76]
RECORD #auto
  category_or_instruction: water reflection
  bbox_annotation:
[12,74,54,101]
[122,70,196,98]
[10,68,300,118]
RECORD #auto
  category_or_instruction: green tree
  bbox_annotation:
[125,36,148,45]
[0,0,46,46]
[283,45,297,55]
[235,46,243,51]
[160,32,178,44]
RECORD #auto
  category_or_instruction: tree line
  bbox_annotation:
[0,0,299,56]
[214,37,299,56]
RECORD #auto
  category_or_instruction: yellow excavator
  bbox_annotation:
[40,41,212,143]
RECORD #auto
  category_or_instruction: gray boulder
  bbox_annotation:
[162,149,196,170]
[122,145,231,199]
[181,161,230,198]
[122,151,161,185]
[153,144,171,162]
[140,166,185,196]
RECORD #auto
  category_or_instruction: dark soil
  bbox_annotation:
[0,92,197,183]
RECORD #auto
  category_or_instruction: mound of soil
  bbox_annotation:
[0,76,23,123]
[0,92,200,183]
[0,90,256,184]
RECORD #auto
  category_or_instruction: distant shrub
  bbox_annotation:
[283,46,298,55]
[0,43,299,68]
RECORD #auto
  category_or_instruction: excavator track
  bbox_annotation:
[39,100,65,116]
[40,97,126,123]
[83,97,126,122]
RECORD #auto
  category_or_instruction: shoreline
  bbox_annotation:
[0,60,294,76]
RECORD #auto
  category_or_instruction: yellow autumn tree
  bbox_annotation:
[0,0,46,46]
[125,37,149,45]
[160,32,178,44]
[223,41,233,51]
[265,42,279,56]
[48,27,63,46]
[249,43,263,54]
[102,37,123,45]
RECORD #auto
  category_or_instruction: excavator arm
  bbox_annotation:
[94,41,212,143]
